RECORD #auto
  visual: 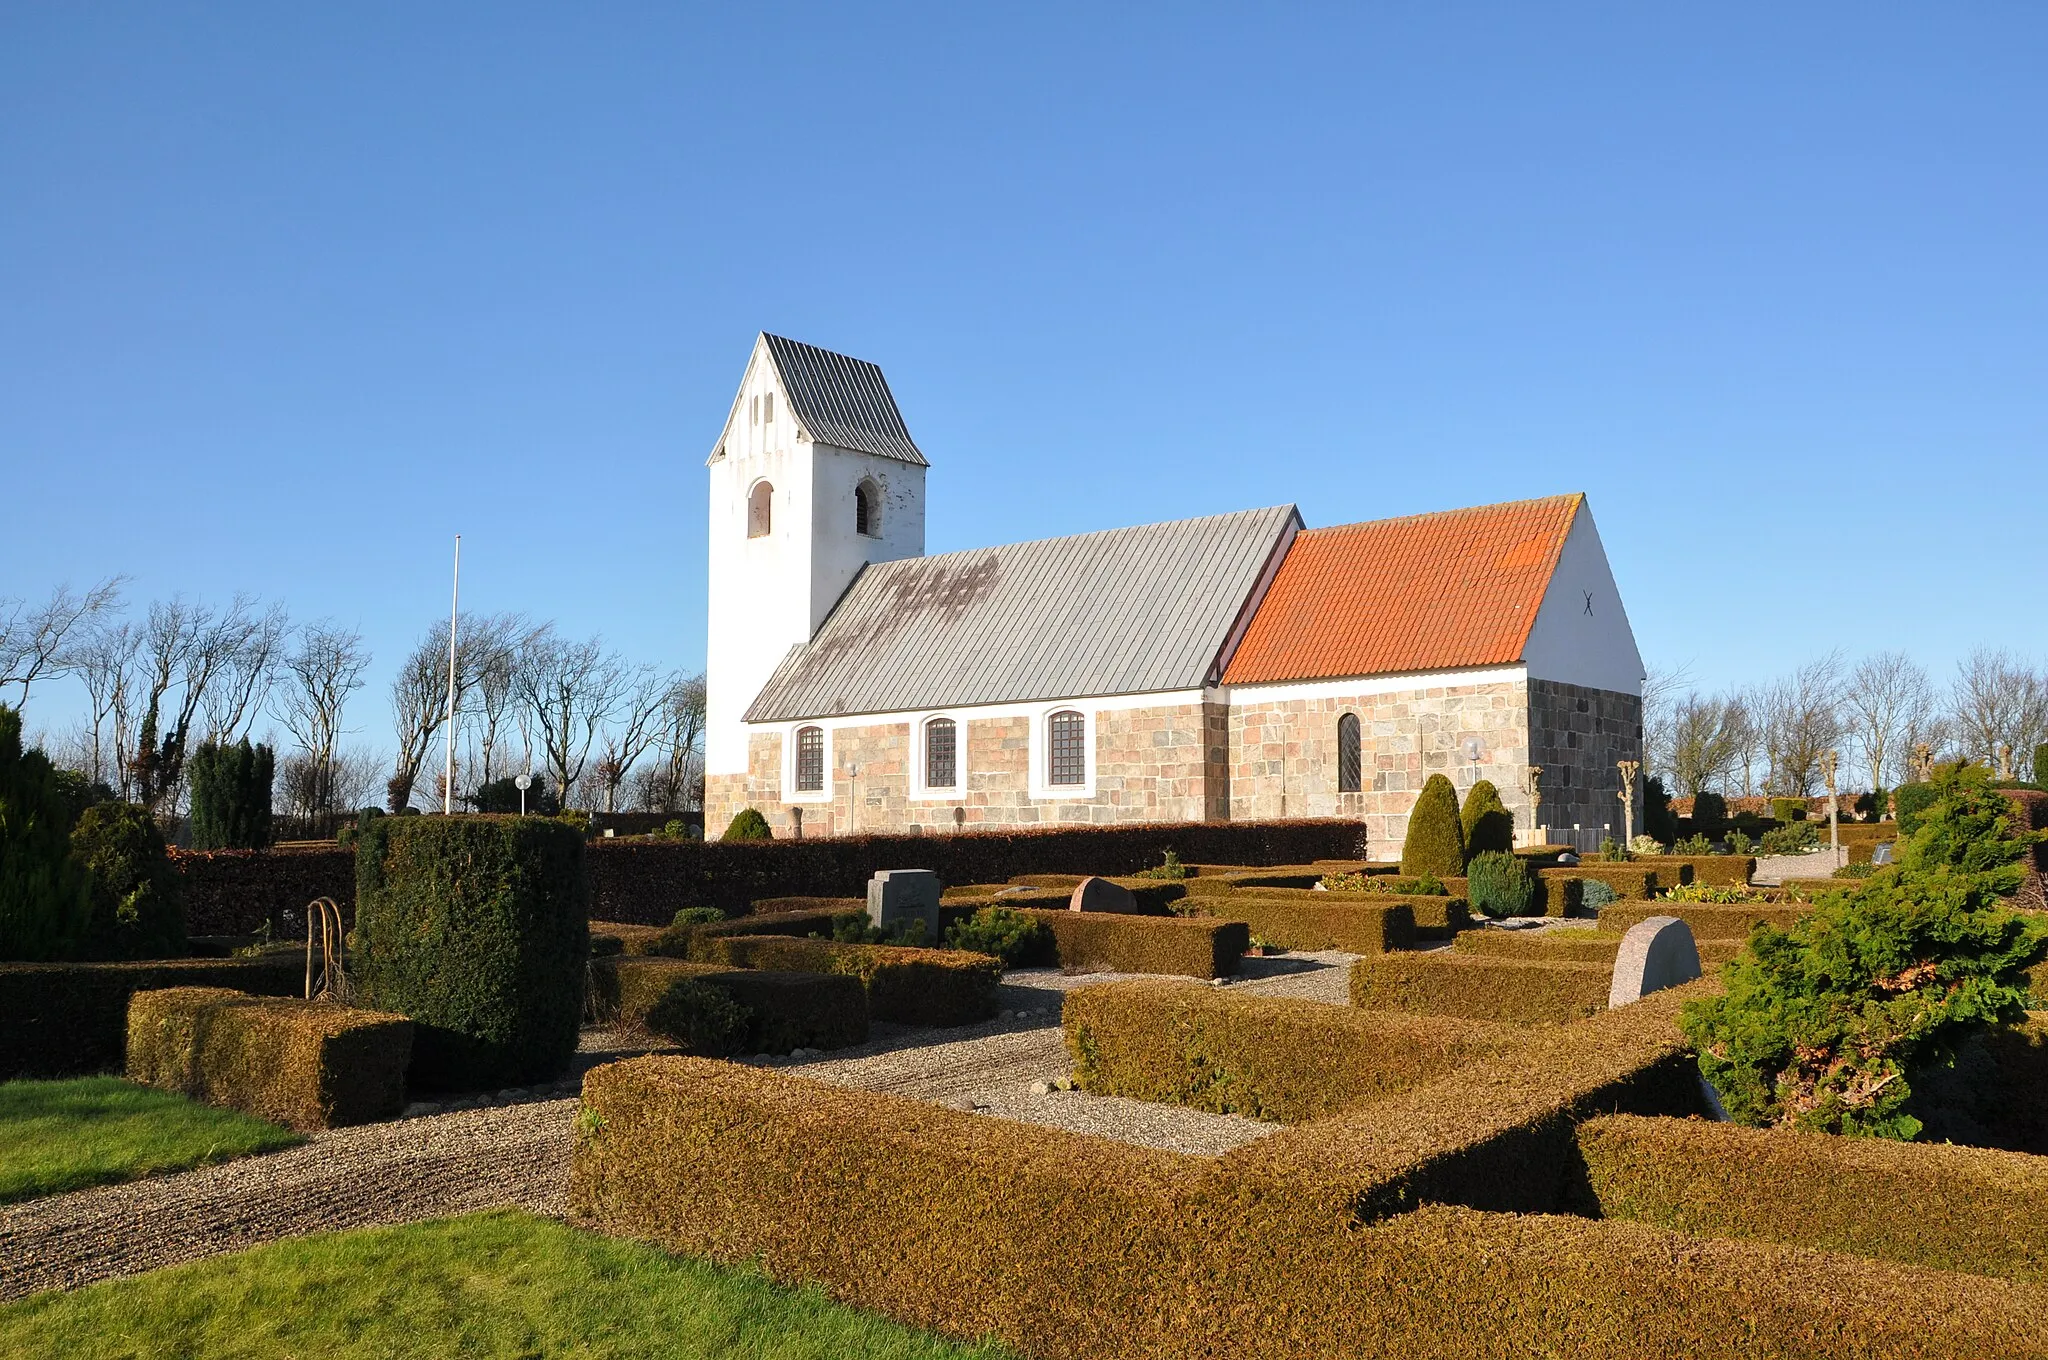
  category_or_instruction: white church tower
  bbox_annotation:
[703,334,928,799]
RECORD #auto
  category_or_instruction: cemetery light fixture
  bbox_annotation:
[515,772,531,817]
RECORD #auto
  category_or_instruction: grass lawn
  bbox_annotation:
[0,1210,1018,1359]
[0,1076,302,1205]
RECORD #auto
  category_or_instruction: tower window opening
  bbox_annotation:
[748,481,773,538]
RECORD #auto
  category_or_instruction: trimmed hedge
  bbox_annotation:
[590,957,869,1054]
[170,845,355,936]
[588,920,670,957]
[1599,901,1811,940]
[568,983,2046,1359]
[1632,855,1751,888]
[126,986,412,1130]
[1577,1112,2048,1283]
[1183,896,1417,954]
[1350,952,1613,1025]
[1065,980,1519,1122]
[354,816,588,1091]
[1018,908,1247,979]
[1453,928,1744,969]
[0,953,304,1077]
[1540,865,1656,902]
[682,934,1000,1027]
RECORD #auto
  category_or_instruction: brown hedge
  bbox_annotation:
[1599,901,1811,939]
[569,1005,2045,1360]
[1016,908,1246,978]
[1635,855,1756,887]
[1540,865,1657,903]
[590,956,869,1053]
[1182,895,1418,954]
[1452,928,1744,969]
[1064,980,1519,1123]
[589,921,670,957]
[169,845,355,936]
[1350,951,1613,1025]
[0,952,306,1078]
[681,934,1000,1027]
[126,986,412,1130]
[1577,1112,2048,1283]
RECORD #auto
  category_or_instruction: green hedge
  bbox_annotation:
[683,934,1000,1027]
[1350,952,1613,1025]
[1182,896,1416,954]
[126,986,412,1130]
[1576,1112,2048,1283]
[1064,980,1518,1123]
[1452,929,1744,969]
[1598,901,1811,940]
[1018,909,1247,979]
[591,956,869,1054]
[1633,855,1755,888]
[0,952,304,1077]
[354,815,588,1090]
[1540,866,1657,903]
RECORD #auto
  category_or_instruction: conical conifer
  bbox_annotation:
[1402,773,1468,878]
[1460,778,1515,856]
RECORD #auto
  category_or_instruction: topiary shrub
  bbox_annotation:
[1691,791,1729,833]
[1459,780,1515,857]
[944,906,1054,967]
[1894,782,1940,836]
[354,815,589,1090]
[721,808,773,842]
[1465,850,1536,919]
[1401,774,1466,879]
[71,802,185,961]
[1770,797,1808,824]
[186,739,275,850]
[0,705,90,961]
[1683,764,2048,1139]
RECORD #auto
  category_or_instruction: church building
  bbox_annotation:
[703,334,1645,855]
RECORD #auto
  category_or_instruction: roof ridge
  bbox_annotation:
[874,504,1301,571]
[1308,492,1584,537]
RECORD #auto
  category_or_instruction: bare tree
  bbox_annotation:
[387,613,528,811]
[633,672,707,813]
[465,615,531,787]
[1950,649,2048,771]
[1760,651,1846,795]
[0,578,124,708]
[514,630,628,811]
[273,621,370,818]
[70,618,139,791]
[1639,661,1693,782]
[128,595,278,811]
[1665,692,1750,797]
[590,666,676,813]
[198,602,291,743]
[1844,651,1937,791]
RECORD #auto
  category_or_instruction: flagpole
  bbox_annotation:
[443,534,461,815]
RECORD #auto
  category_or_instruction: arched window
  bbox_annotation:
[794,725,824,791]
[1047,710,1086,786]
[1337,713,1362,793]
[924,717,957,789]
[748,481,773,539]
[855,479,881,537]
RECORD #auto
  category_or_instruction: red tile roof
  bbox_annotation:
[1221,494,1582,685]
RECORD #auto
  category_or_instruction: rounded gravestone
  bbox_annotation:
[1608,915,1702,1008]
[1068,876,1138,914]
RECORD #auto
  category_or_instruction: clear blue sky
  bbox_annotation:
[4,5,2043,749]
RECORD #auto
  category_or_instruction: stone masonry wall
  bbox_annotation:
[1226,678,1532,857]
[1526,679,1644,845]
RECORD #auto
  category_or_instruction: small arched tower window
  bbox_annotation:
[924,717,957,789]
[855,479,881,537]
[1337,713,1362,793]
[794,725,824,791]
[1048,710,1086,786]
[748,481,773,539]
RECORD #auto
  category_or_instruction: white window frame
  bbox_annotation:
[910,713,965,800]
[1029,705,1096,800]
[782,723,832,802]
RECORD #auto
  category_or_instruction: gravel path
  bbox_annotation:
[1753,847,1848,886]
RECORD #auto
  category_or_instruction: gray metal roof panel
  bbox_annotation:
[762,333,927,467]
[743,505,1301,722]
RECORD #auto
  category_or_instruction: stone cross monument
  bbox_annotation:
[1616,759,1641,848]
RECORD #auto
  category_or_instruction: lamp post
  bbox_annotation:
[515,772,531,817]
[1821,751,1839,859]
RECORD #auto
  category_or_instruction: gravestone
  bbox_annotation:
[867,869,942,945]
[1608,915,1702,1008]
[1069,876,1137,914]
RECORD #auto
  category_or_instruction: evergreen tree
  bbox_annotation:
[187,738,275,850]
[720,807,774,842]
[73,802,186,960]
[1401,774,1466,878]
[1458,779,1515,855]
[0,705,91,960]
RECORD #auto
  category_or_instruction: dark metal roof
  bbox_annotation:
[744,505,1301,722]
[758,333,927,466]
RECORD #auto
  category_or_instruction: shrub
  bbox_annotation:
[0,705,91,961]
[1770,797,1807,824]
[672,906,725,927]
[1681,767,2048,1138]
[592,957,869,1054]
[334,806,384,847]
[1628,835,1663,856]
[1186,897,1419,954]
[1662,882,1769,905]
[1400,774,1466,879]
[0,952,304,1078]
[71,802,185,961]
[1349,952,1614,1025]
[1136,849,1190,880]
[1323,870,1447,896]
[1020,909,1247,979]
[1464,851,1536,919]
[354,815,589,1090]
[1893,781,1940,835]
[1643,776,1677,844]
[126,986,413,1130]
[1758,823,1818,855]
[1725,828,1756,854]
[1579,879,1619,912]
[720,808,773,842]
[944,906,1054,967]
[465,773,560,816]
[684,933,1001,1027]
[1690,791,1728,831]
[2037,744,2048,792]
[186,739,276,850]
[1457,780,1514,857]
[1671,834,1714,855]
[644,978,751,1056]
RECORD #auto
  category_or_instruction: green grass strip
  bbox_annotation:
[0,1076,301,1205]
[0,1210,1017,1359]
